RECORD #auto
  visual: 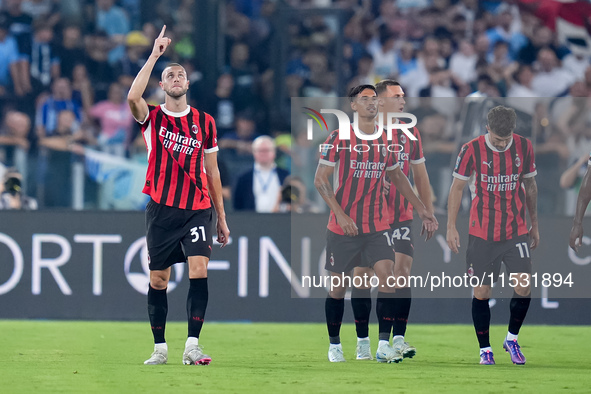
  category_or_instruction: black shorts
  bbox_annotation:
[325,230,395,273]
[466,234,532,285]
[390,220,414,258]
[145,199,213,271]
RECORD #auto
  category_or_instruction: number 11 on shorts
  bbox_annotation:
[191,226,206,242]
[516,242,530,258]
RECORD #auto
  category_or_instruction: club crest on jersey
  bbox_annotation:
[382,147,387,157]
[400,134,407,144]
[191,124,199,134]
[330,253,335,266]
[515,154,521,167]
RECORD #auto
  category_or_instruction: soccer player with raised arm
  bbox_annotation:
[569,152,591,251]
[314,85,437,363]
[127,25,230,366]
[351,80,435,362]
[447,105,539,365]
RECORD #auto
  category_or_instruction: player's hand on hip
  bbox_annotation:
[528,225,540,250]
[446,227,460,254]
[569,223,584,252]
[216,218,230,248]
[336,213,358,237]
[151,25,171,58]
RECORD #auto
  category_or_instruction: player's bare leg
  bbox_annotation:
[503,274,530,365]
[326,272,349,362]
[473,284,494,365]
[352,266,374,360]
[373,260,402,363]
[183,256,212,365]
[392,253,416,358]
[145,268,171,365]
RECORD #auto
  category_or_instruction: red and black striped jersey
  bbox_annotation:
[138,104,218,210]
[387,123,425,223]
[453,133,536,242]
[319,125,399,235]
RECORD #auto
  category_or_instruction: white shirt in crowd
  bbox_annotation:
[253,162,281,213]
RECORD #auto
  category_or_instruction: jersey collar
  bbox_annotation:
[161,104,191,117]
[485,133,513,152]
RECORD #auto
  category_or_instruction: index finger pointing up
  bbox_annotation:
[158,25,166,38]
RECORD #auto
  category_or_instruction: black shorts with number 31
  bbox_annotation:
[145,198,213,271]
[466,234,532,285]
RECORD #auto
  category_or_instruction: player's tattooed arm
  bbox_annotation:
[523,176,539,249]
[314,163,358,236]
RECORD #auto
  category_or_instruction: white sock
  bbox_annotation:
[357,337,369,343]
[185,336,199,347]
[378,340,389,348]
[155,342,167,352]
[480,346,492,355]
[393,335,404,342]
[506,332,518,341]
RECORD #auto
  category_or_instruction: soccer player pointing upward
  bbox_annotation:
[447,105,539,365]
[127,25,230,366]
[315,85,438,363]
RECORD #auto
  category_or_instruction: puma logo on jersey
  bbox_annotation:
[483,161,492,168]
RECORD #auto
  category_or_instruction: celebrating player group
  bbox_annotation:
[314,81,545,365]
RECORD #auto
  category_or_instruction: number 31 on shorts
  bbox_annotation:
[190,226,206,243]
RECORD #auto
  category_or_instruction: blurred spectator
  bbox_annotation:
[88,81,134,157]
[117,30,150,77]
[22,0,59,22]
[506,64,538,113]
[202,73,237,137]
[367,27,398,79]
[226,42,257,111]
[0,15,19,100]
[562,47,591,82]
[71,63,94,114]
[449,39,477,84]
[531,47,575,97]
[56,24,86,80]
[95,0,130,65]
[517,25,562,65]
[0,111,30,171]
[1,0,33,97]
[29,20,60,98]
[218,111,259,157]
[85,30,117,102]
[37,109,88,208]
[0,167,37,210]
[35,77,83,138]
[397,41,418,76]
[485,9,527,60]
[233,135,289,212]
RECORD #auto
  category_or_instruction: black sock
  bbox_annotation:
[508,291,531,335]
[187,278,208,338]
[325,295,344,344]
[351,287,371,338]
[393,287,412,337]
[472,298,491,348]
[376,292,395,341]
[148,285,168,344]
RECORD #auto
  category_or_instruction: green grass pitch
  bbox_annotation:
[1,321,590,393]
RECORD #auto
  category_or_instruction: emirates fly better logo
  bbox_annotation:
[302,107,418,154]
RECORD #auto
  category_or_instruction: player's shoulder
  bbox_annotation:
[461,135,483,152]
[512,133,532,146]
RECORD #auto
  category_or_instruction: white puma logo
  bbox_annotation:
[483,161,492,168]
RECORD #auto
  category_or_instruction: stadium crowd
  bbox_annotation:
[0,0,589,214]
